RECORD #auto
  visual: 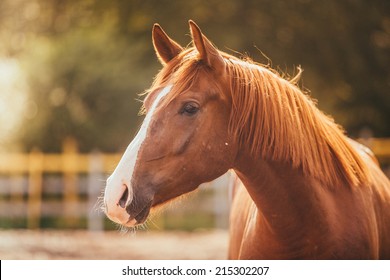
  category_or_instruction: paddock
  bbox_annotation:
[0,229,228,260]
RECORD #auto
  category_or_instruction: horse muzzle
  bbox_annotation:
[104,179,154,227]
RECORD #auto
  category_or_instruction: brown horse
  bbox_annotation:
[103,21,390,259]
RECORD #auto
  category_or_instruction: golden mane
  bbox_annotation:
[146,48,371,188]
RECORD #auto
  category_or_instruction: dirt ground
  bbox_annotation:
[0,229,229,260]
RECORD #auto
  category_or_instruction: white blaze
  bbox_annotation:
[104,85,172,222]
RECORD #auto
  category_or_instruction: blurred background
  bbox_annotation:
[0,0,389,259]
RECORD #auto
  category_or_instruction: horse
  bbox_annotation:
[103,20,390,259]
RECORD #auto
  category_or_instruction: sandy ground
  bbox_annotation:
[0,229,229,260]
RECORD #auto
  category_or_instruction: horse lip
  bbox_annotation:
[134,200,153,224]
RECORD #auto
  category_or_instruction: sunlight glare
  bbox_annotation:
[0,58,28,150]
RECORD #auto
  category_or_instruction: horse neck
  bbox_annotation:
[234,152,332,241]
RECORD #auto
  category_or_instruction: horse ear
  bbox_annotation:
[188,20,224,71]
[152,23,183,65]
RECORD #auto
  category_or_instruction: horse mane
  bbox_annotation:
[225,57,372,188]
[145,48,371,188]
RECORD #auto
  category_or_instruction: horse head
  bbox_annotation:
[104,21,237,226]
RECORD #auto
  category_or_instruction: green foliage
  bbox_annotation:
[1,0,389,152]
[19,22,156,152]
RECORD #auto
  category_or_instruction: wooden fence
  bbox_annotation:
[0,138,389,230]
[0,138,122,230]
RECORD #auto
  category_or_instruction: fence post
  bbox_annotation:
[10,173,25,219]
[62,137,79,228]
[27,148,43,229]
[88,150,104,232]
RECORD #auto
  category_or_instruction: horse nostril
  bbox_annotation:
[118,187,129,208]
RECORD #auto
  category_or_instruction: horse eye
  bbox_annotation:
[180,102,200,116]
